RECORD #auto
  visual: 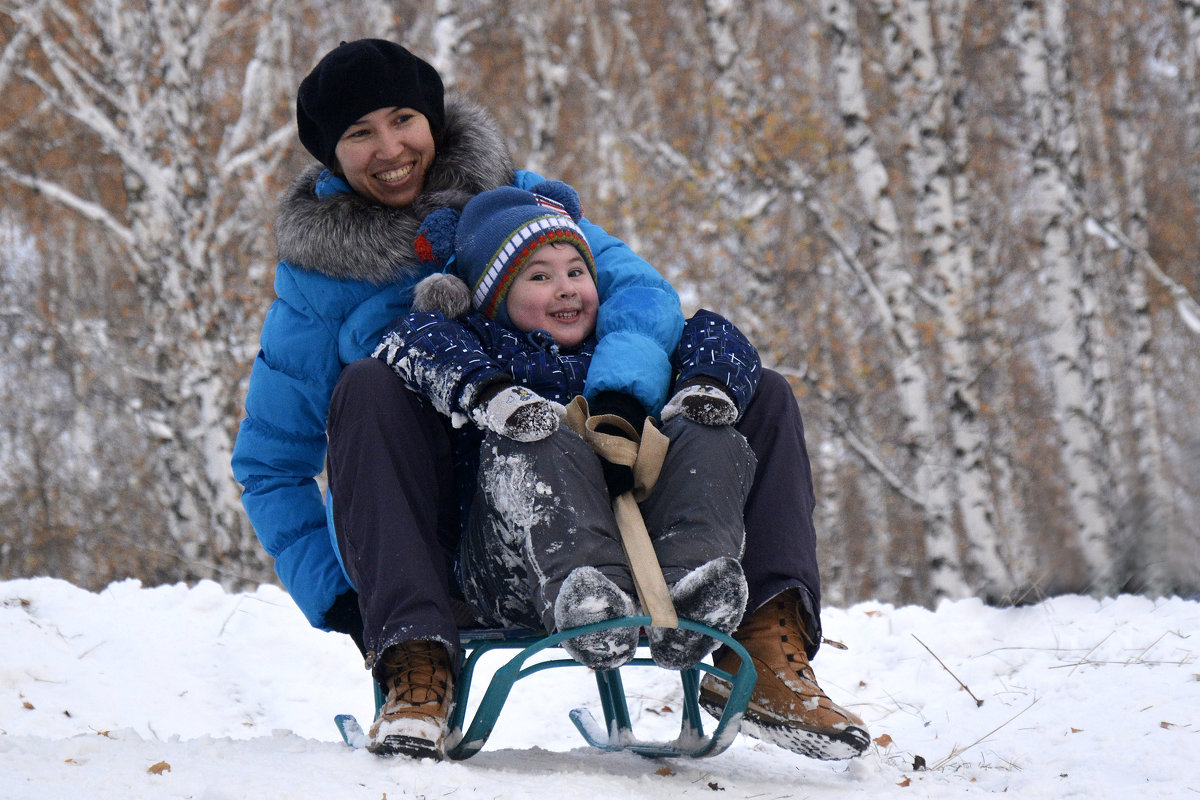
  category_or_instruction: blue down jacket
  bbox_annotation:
[375,307,761,521]
[231,98,685,631]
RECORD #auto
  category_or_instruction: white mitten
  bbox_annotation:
[472,386,560,442]
[661,382,738,426]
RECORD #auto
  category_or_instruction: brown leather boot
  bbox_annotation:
[367,639,454,759]
[700,590,870,760]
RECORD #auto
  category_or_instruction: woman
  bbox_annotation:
[231,39,867,761]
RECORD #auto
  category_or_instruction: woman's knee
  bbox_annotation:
[750,369,798,413]
[334,357,398,400]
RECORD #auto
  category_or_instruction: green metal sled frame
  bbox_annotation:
[335,615,757,760]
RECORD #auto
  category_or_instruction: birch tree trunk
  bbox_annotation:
[875,0,1015,599]
[825,0,969,599]
[811,264,848,607]
[1014,0,1115,593]
[0,1,296,585]
[1177,0,1200,219]
[1102,3,1175,593]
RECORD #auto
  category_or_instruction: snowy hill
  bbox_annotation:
[2,578,1196,799]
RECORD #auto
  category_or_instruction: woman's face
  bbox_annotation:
[504,242,598,348]
[334,107,435,208]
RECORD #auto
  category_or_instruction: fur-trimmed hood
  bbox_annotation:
[274,96,515,284]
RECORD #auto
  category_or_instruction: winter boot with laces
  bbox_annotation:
[699,589,870,760]
[553,566,639,670]
[648,556,748,670]
[367,639,454,759]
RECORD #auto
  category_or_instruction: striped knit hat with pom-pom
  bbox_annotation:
[412,181,596,327]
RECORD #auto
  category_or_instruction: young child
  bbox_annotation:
[375,181,759,672]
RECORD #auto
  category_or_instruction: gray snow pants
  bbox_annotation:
[458,416,757,633]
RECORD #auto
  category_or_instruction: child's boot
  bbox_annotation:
[553,566,639,670]
[648,556,748,670]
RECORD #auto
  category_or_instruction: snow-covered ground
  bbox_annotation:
[1,577,1196,799]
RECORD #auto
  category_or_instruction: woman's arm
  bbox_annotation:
[231,276,352,631]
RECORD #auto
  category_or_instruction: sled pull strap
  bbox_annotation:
[563,396,668,501]
[611,493,677,628]
[564,397,677,628]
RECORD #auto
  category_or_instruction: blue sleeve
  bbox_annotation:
[375,312,509,416]
[513,169,684,414]
[673,309,761,414]
[230,265,352,630]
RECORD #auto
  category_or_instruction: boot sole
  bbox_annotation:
[367,733,443,760]
[699,686,870,761]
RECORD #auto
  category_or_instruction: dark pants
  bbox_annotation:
[736,369,823,646]
[328,360,823,674]
[327,358,462,677]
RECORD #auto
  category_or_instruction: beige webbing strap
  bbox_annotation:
[564,397,678,628]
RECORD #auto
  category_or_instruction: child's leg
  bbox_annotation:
[458,428,638,668]
[639,416,757,578]
[638,416,757,668]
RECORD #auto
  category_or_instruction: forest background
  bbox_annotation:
[1,0,1198,612]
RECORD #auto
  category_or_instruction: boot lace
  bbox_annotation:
[381,640,449,708]
[773,596,819,683]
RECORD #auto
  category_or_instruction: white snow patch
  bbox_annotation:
[1,579,1197,798]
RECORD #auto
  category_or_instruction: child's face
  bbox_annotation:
[505,242,598,348]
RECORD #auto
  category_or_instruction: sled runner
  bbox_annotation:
[335,617,757,759]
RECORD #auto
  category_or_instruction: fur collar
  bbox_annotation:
[274,96,515,284]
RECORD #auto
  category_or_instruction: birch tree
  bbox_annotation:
[930,0,1017,598]
[0,0,299,584]
[824,0,970,599]
[873,0,1015,599]
[1177,0,1200,219]
[1014,0,1115,593]
[1093,4,1176,592]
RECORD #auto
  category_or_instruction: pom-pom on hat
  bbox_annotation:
[297,39,445,169]
[413,181,596,327]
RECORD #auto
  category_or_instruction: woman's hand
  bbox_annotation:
[588,391,648,498]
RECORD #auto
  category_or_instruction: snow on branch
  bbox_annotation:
[220,124,294,180]
[0,162,134,247]
[775,365,925,507]
[1084,215,1200,335]
[0,12,34,94]
[786,172,902,347]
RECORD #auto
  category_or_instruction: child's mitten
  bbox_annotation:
[661,382,738,426]
[473,385,560,442]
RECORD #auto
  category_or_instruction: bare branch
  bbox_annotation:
[1084,213,1200,335]
[0,162,133,247]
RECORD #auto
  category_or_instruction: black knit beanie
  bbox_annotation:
[296,39,446,169]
